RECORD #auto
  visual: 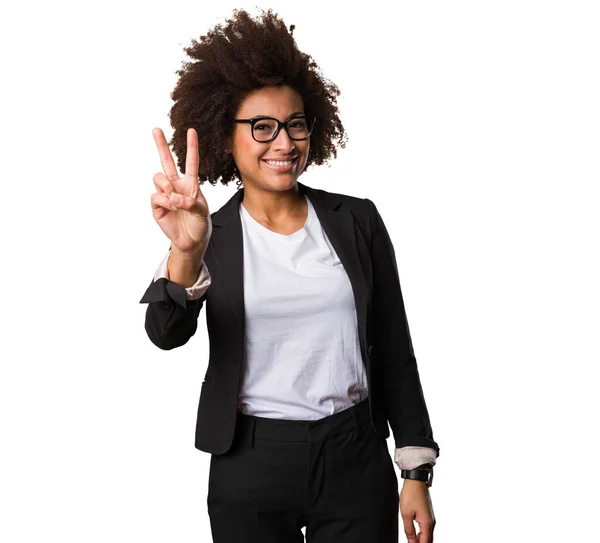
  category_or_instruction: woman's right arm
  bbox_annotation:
[139,127,213,349]
[139,247,212,349]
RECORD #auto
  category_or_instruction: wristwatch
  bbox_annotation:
[400,466,433,488]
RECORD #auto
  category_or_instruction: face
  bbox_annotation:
[230,85,310,192]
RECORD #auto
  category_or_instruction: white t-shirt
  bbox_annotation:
[237,193,368,419]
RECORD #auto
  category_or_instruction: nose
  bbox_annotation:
[271,125,296,153]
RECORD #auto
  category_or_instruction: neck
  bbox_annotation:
[241,182,306,222]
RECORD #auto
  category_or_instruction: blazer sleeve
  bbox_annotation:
[366,198,440,457]
[139,248,212,350]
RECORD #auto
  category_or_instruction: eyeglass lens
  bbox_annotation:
[253,118,312,141]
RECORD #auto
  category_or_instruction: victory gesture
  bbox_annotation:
[150,127,211,256]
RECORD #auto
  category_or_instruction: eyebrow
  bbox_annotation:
[253,111,305,120]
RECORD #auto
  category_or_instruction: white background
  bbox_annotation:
[1,0,599,541]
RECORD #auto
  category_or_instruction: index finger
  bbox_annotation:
[152,127,180,183]
[185,127,199,179]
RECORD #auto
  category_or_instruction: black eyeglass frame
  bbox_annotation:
[233,116,316,143]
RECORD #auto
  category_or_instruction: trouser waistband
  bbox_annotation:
[234,397,371,447]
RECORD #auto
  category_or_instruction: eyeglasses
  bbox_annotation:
[234,116,316,143]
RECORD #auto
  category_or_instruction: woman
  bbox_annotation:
[140,8,440,543]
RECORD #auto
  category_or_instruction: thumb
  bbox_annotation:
[403,517,417,542]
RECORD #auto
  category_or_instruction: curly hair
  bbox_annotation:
[167,8,348,190]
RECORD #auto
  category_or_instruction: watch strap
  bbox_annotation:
[401,468,433,487]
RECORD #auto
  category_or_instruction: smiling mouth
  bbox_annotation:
[263,156,299,166]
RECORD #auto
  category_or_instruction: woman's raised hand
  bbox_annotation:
[150,127,211,256]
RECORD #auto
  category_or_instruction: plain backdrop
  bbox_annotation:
[1,0,599,541]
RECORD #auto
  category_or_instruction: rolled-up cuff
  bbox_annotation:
[394,446,438,470]
[139,250,212,308]
[154,250,212,300]
[395,436,440,456]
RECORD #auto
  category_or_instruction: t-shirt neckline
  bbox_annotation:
[240,194,312,242]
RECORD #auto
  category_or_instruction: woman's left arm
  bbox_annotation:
[365,197,440,456]
[365,197,439,542]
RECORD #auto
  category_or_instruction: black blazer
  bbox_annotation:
[139,181,440,458]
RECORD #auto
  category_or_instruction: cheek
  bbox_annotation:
[234,143,262,168]
[232,129,259,158]
[301,142,310,164]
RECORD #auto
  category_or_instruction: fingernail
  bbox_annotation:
[172,194,182,205]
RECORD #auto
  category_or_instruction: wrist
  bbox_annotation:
[170,245,206,260]
[167,246,204,288]
[402,478,429,486]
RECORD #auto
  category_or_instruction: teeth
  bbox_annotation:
[265,159,295,166]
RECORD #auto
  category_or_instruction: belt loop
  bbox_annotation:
[350,405,359,443]
[250,418,257,448]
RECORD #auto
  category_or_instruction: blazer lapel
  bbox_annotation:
[207,181,371,367]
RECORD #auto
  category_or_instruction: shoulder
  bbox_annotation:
[307,185,381,236]
[306,184,379,218]
[303,185,387,250]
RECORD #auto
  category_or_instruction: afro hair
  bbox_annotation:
[167,8,348,189]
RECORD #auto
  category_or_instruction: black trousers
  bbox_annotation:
[207,397,399,542]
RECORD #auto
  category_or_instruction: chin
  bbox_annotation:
[268,178,298,189]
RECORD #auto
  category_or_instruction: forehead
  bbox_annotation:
[236,85,305,117]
